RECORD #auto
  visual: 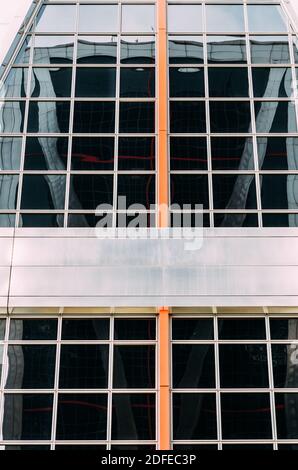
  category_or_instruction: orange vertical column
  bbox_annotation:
[157,0,170,451]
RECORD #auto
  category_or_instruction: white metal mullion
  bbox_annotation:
[50,314,62,450]
[113,3,122,228]
[265,315,278,450]
[106,315,114,450]
[213,313,222,450]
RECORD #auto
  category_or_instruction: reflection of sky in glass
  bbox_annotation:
[168,5,202,33]
[35,5,76,33]
[121,5,156,33]
[247,5,288,32]
[206,5,245,32]
[79,5,118,33]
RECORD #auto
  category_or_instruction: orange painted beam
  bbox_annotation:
[159,307,170,450]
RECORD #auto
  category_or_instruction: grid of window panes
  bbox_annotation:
[168,1,298,228]
[0,2,156,228]
[0,316,157,450]
[171,315,298,450]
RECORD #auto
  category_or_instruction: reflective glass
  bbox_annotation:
[270,318,298,340]
[250,36,290,64]
[172,318,214,340]
[293,37,298,64]
[173,393,217,439]
[211,137,254,171]
[3,394,53,440]
[35,5,76,33]
[117,174,155,209]
[0,175,19,210]
[0,214,16,227]
[262,213,298,228]
[206,5,245,33]
[68,212,112,228]
[77,36,117,64]
[111,394,155,440]
[59,345,109,389]
[30,67,72,98]
[111,445,156,451]
[0,344,3,378]
[27,101,70,133]
[117,212,155,228]
[79,5,118,33]
[56,445,106,450]
[75,68,116,98]
[173,344,215,388]
[169,67,204,97]
[214,212,259,228]
[170,137,207,171]
[170,175,209,209]
[21,174,66,210]
[278,444,298,450]
[19,213,64,228]
[221,393,272,439]
[0,319,5,339]
[113,346,155,388]
[120,68,155,98]
[14,36,31,64]
[121,36,155,64]
[114,318,156,340]
[9,319,57,340]
[0,137,22,171]
[168,36,203,64]
[62,319,109,340]
[0,101,25,132]
[69,174,113,210]
[260,174,298,209]
[208,67,249,97]
[257,137,298,171]
[118,137,155,171]
[71,137,114,171]
[170,212,209,229]
[223,444,273,450]
[119,103,155,133]
[170,102,206,133]
[56,393,108,440]
[33,36,74,64]
[212,175,257,210]
[272,344,298,388]
[122,5,155,33]
[210,102,251,133]
[73,102,115,133]
[247,5,288,33]
[207,36,247,64]
[5,345,56,389]
[255,102,297,133]
[252,67,291,98]
[218,319,266,340]
[4,445,51,450]
[275,393,298,439]
[24,137,68,171]
[168,5,202,33]
[0,68,28,98]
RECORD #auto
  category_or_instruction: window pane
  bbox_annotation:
[75,68,116,98]
[113,346,155,388]
[210,101,251,133]
[0,344,3,378]
[260,174,297,209]
[121,36,155,64]
[257,137,298,171]
[56,393,108,440]
[211,137,254,171]
[270,318,298,340]
[272,344,298,388]
[0,137,22,171]
[119,102,155,133]
[5,345,56,389]
[173,393,217,439]
[250,36,290,64]
[4,445,51,450]
[0,68,28,98]
[30,67,72,98]
[33,36,74,64]
[170,137,207,171]
[71,137,114,171]
[252,67,291,98]
[73,102,115,133]
[262,213,298,228]
[14,36,31,64]
[218,318,266,340]
[0,319,5,340]
[79,5,118,33]
[170,212,209,229]
[223,444,273,450]
[35,5,76,33]
[214,212,259,228]
[169,67,204,97]
[9,319,57,340]
[111,445,156,451]
[111,394,155,440]
[0,175,18,210]
[168,5,202,33]
[221,393,272,439]
[293,37,298,64]
[120,68,155,98]
[0,214,16,227]
[117,212,155,229]
[56,445,106,450]
[212,175,257,210]
[3,394,53,440]
[255,102,297,133]
[207,36,247,64]
[27,101,70,133]
[172,318,214,340]
[0,101,25,132]
[114,319,156,340]
[170,102,206,133]
[275,393,298,439]
[68,212,112,228]
[118,137,155,171]
[206,5,245,33]
[247,5,288,33]
[174,444,218,450]
[69,174,113,210]
[117,174,155,209]
[173,344,215,388]
[24,137,68,171]
[122,5,155,33]
[168,36,203,64]
[170,175,209,209]
[62,319,109,340]
[21,174,66,210]
[208,67,249,97]
[59,345,109,389]
[19,213,64,228]
[77,36,117,64]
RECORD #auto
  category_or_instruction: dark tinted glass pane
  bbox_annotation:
[170,102,206,133]
[75,68,116,98]
[211,137,254,171]
[218,318,266,340]
[79,5,118,33]
[5,345,56,389]
[62,319,109,340]
[3,394,53,440]
[117,174,155,209]
[0,175,18,210]
[36,5,76,33]
[0,214,16,227]
[121,36,155,64]
[56,445,106,450]
[293,37,298,64]
[206,5,245,33]
[212,175,257,210]
[250,36,290,64]
[114,319,156,340]
[262,213,298,228]
[257,137,298,171]
[172,319,214,340]
[59,345,109,389]
[73,102,115,133]
[272,344,298,388]
[77,36,117,64]
[117,212,155,228]
[0,319,5,340]
[33,36,74,64]
[120,68,155,98]
[9,319,57,340]
[30,67,72,98]
[214,212,259,228]
[113,346,155,388]
[168,5,202,33]
[111,394,155,440]
[119,102,155,133]
[69,174,113,210]
[24,137,68,170]
[208,67,248,97]
[170,212,209,229]
[14,36,31,64]
[71,137,114,171]
[122,5,155,33]
[252,67,291,98]
[173,344,215,388]
[0,137,22,171]
[112,445,156,450]
[270,318,298,340]
[19,213,64,228]
[207,36,247,64]
[255,102,297,133]
[1,67,28,98]
[4,445,51,450]
[171,175,209,209]
[275,393,298,439]
[219,344,269,388]
[118,137,155,171]
[68,212,112,228]
[21,174,66,210]
[56,393,107,440]
[173,444,218,450]
[168,36,203,64]
[0,101,25,132]
[27,101,70,133]
[170,68,204,97]
[210,101,251,133]
[278,444,298,450]
[223,444,273,450]
[260,174,296,209]
[173,393,217,439]
[170,137,207,171]
[221,393,272,439]
[247,5,287,33]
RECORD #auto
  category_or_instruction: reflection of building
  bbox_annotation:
[0,0,298,451]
